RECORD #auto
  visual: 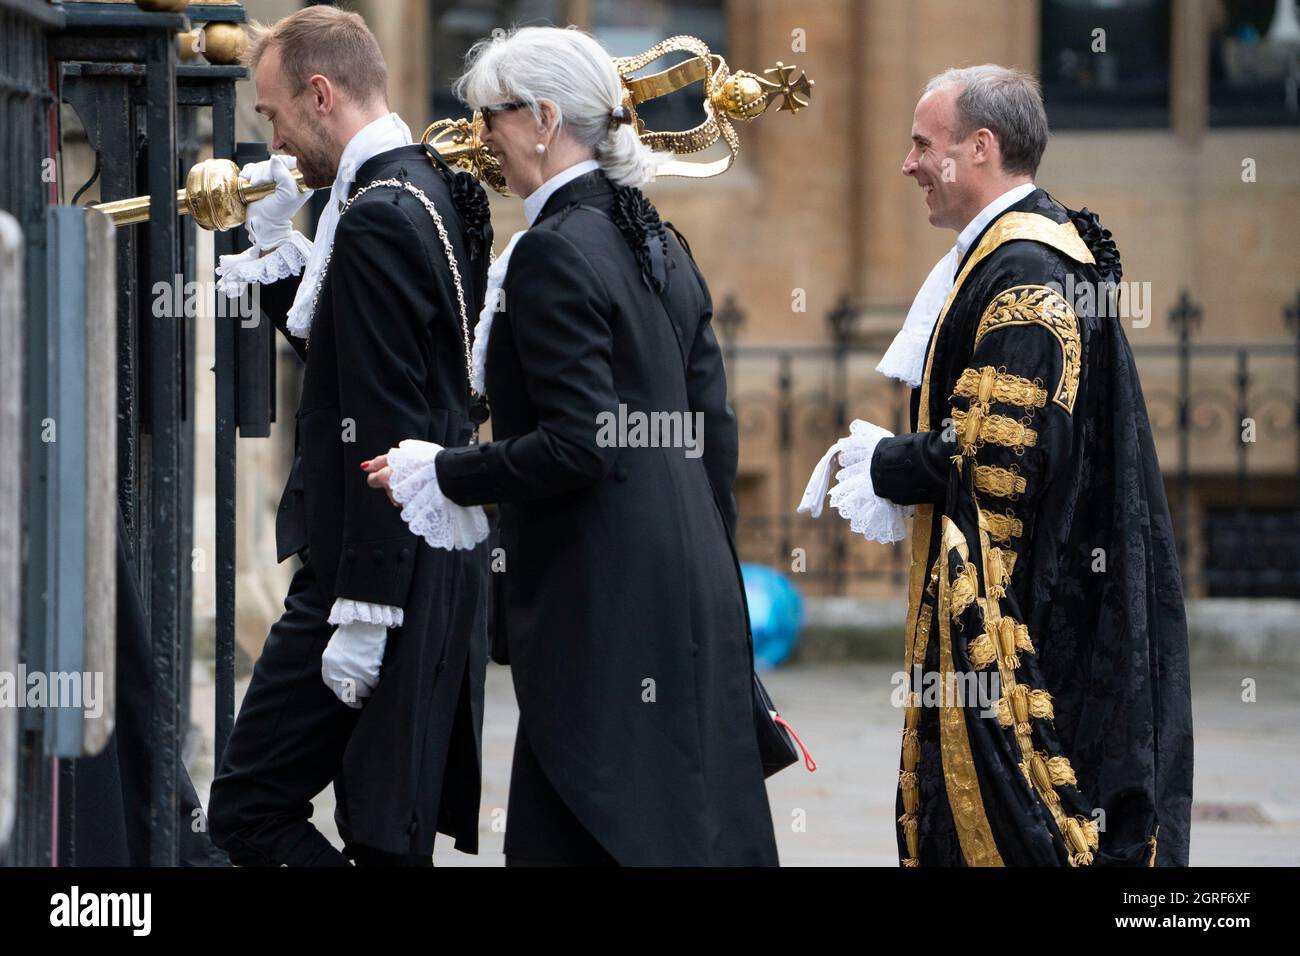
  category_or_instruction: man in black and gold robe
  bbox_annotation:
[803,66,1192,866]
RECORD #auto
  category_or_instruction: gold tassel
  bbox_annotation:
[1011,683,1030,737]
[1015,622,1034,656]
[1065,817,1095,865]
[1029,752,1059,805]
[902,857,919,867]
[1028,689,1054,720]
[968,630,997,670]
[961,404,984,451]
[902,784,919,815]
[987,547,1007,588]
[1082,816,1100,850]
[997,617,1019,669]
[950,562,978,619]
[899,812,919,857]
[902,728,920,769]
[995,695,1013,728]
[905,704,921,732]
[1046,755,1077,787]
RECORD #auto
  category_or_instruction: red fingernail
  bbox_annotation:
[360,461,370,470]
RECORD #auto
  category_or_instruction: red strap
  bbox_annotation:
[774,715,817,772]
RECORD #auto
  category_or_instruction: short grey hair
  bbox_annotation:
[923,65,1048,177]
[454,26,671,187]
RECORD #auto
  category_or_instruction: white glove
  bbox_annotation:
[242,154,311,250]
[321,621,388,708]
[798,440,845,518]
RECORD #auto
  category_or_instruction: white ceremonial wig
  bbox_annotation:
[454,25,672,187]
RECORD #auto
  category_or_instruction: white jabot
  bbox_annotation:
[471,158,603,396]
[876,181,1037,388]
[285,112,413,339]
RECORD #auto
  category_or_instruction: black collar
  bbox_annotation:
[535,168,615,224]
[350,143,430,190]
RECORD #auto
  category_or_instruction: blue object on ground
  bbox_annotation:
[741,563,805,669]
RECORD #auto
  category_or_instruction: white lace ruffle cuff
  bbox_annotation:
[327,598,404,628]
[215,230,314,298]
[387,439,490,551]
[797,419,911,544]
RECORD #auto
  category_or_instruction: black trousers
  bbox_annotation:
[503,721,616,867]
[208,559,431,867]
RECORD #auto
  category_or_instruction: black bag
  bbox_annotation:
[752,671,800,778]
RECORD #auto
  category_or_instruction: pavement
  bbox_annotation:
[187,659,1300,866]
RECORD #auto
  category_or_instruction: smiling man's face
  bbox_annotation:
[901,85,974,231]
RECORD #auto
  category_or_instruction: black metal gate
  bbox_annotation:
[1,0,269,867]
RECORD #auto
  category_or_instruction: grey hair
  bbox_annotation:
[454,26,671,187]
[922,64,1048,177]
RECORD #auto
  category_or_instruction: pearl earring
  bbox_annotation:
[534,143,546,155]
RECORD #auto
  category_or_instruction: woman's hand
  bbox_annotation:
[362,454,397,505]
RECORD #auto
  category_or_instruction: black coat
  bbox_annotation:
[872,189,1193,866]
[256,144,491,856]
[435,169,778,865]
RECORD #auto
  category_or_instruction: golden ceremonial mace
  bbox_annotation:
[92,37,813,231]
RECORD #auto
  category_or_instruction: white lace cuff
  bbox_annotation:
[327,598,404,628]
[798,420,911,544]
[387,439,490,550]
[215,230,313,298]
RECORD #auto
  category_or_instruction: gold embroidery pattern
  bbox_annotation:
[952,406,1038,454]
[980,509,1023,543]
[917,213,1093,433]
[936,518,1004,866]
[953,366,1048,410]
[975,286,1082,414]
[973,464,1027,500]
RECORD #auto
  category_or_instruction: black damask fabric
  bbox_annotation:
[872,190,1193,866]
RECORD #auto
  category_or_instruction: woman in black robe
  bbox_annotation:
[364,26,779,866]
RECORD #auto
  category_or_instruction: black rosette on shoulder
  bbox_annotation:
[611,184,672,294]
[1069,206,1123,285]
[448,169,492,262]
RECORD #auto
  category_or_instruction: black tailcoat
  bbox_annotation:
[435,170,779,865]
[235,144,491,856]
